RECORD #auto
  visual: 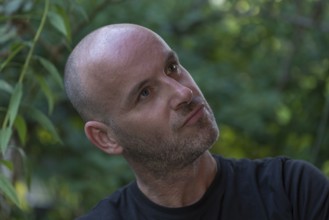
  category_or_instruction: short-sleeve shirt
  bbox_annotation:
[77,155,329,220]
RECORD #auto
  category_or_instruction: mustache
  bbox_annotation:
[172,96,207,130]
[180,96,204,116]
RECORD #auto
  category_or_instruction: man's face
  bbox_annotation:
[94,28,219,174]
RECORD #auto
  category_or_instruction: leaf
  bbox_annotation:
[54,4,71,41]
[0,43,26,72]
[14,114,27,146]
[0,127,12,154]
[0,25,16,45]
[8,83,23,127]
[35,75,54,114]
[4,0,23,14]
[74,4,89,22]
[0,80,13,94]
[28,107,62,144]
[37,57,64,89]
[48,9,71,42]
[0,159,13,171]
[0,173,20,207]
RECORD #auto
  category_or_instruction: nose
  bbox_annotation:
[168,79,193,110]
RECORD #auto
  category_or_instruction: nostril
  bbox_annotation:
[171,86,194,110]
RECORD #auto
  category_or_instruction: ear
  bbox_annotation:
[84,121,123,155]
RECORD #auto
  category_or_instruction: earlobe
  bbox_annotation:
[84,121,123,155]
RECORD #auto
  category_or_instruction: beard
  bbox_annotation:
[111,97,219,177]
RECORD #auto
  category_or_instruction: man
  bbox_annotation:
[64,23,329,219]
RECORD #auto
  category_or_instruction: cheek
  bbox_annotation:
[119,106,171,137]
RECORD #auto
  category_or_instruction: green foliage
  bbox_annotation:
[0,173,20,207]
[0,0,65,217]
[1,0,329,219]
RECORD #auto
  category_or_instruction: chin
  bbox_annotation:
[202,121,220,152]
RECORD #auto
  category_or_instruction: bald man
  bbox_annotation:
[64,24,329,220]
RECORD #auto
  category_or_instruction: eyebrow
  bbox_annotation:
[168,50,179,62]
[123,50,179,108]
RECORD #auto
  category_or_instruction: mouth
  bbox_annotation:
[182,104,205,127]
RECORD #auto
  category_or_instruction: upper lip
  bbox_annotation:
[182,103,205,126]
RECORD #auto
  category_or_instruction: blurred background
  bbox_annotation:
[1,0,329,219]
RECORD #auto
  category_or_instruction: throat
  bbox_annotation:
[135,152,218,208]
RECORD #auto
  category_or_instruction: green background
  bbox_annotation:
[1,0,329,219]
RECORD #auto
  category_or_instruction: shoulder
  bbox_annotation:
[213,154,321,173]
[76,182,136,220]
[213,154,290,174]
[213,155,329,219]
[213,155,328,187]
[282,159,329,219]
[282,158,328,181]
[281,158,329,196]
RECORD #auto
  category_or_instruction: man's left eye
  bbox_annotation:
[167,63,179,75]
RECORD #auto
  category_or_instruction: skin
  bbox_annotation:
[65,24,220,208]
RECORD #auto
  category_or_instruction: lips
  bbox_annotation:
[182,104,205,127]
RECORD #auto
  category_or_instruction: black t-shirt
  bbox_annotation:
[77,155,329,220]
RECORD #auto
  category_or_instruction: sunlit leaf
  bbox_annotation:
[37,56,64,89]
[276,105,291,125]
[14,114,27,146]
[0,173,20,207]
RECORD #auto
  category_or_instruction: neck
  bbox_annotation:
[132,151,218,208]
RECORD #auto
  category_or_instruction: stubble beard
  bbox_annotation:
[113,102,219,178]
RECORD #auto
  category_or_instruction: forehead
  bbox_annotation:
[81,26,175,112]
[102,27,172,80]
[110,31,173,101]
[113,28,172,69]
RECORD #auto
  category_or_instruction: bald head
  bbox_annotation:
[64,24,167,122]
